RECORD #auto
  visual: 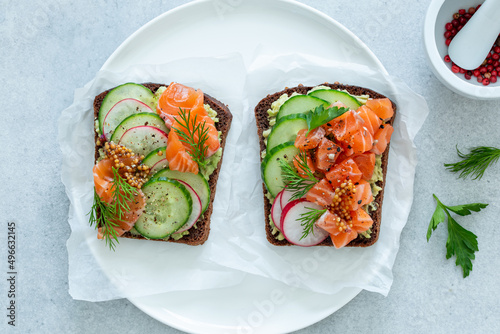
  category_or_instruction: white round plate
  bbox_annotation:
[100,0,386,333]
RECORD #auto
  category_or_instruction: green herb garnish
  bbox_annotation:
[297,207,327,240]
[427,194,487,278]
[279,151,317,200]
[89,167,137,251]
[444,146,500,180]
[174,108,210,169]
[305,105,349,135]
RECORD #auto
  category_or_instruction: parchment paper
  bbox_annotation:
[59,53,428,301]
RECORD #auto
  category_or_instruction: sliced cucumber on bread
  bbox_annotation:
[276,95,329,120]
[261,142,300,198]
[134,178,192,239]
[266,114,307,152]
[98,83,156,135]
[308,89,361,110]
[142,147,168,175]
[110,113,169,143]
[154,168,210,214]
[118,125,169,157]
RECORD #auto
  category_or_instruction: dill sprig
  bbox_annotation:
[297,207,327,240]
[88,167,137,251]
[279,151,318,201]
[444,146,500,180]
[174,108,210,169]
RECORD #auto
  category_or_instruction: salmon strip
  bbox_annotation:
[351,152,376,181]
[325,158,363,188]
[365,98,394,121]
[326,110,364,142]
[315,138,343,172]
[293,152,315,178]
[93,158,146,238]
[351,179,373,211]
[306,178,335,207]
[356,105,382,136]
[371,124,394,155]
[157,83,220,158]
[294,127,325,150]
[165,131,199,174]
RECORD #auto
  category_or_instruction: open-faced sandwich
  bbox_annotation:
[255,83,395,248]
[90,82,232,249]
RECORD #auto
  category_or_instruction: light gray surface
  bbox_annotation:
[1,0,500,333]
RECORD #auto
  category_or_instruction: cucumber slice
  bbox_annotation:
[174,180,202,234]
[118,126,169,157]
[276,95,329,120]
[308,89,361,110]
[102,98,154,140]
[267,114,307,152]
[142,147,168,175]
[98,83,156,134]
[134,177,192,239]
[154,169,210,214]
[110,113,169,143]
[261,142,300,197]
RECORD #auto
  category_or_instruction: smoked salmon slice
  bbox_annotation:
[315,211,357,249]
[314,138,343,172]
[351,152,376,181]
[306,178,335,207]
[346,128,374,155]
[293,152,315,177]
[371,124,394,155]
[350,208,373,233]
[351,179,373,211]
[165,131,199,174]
[356,105,382,136]
[93,158,146,238]
[326,110,364,142]
[156,82,204,127]
[365,98,394,121]
[157,83,220,159]
[325,158,363,188]
[294,127,325,150]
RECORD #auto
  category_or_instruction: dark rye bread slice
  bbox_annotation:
[255,83,396,247]
[93,83,232,246]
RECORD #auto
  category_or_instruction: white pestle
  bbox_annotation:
[448,0,500,70]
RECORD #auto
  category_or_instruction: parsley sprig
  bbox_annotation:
[427,194,487,278]
[297,207,327,240]
[89,167,137,251]
[305,105,348,135]
[444,146,500,180]
[174,108,210,169]
[279,151,318,201]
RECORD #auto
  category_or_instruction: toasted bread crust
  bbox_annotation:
[93,83,232,246]
[254,83,396,247]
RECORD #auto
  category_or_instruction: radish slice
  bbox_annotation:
[280,188,305,209]
[118,125,169,157]
[173,180,202,234]
[281,199,329,247]
[103,98,153,140]
[149,158,169,174]
[271,189,285,231]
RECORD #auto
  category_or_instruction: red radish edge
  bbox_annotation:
[280,188,296,209]
[174,180,202,234]
[103,98,153,139]
[271,189,285,232]
[281,199,329,247]
[150,158,169,171]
